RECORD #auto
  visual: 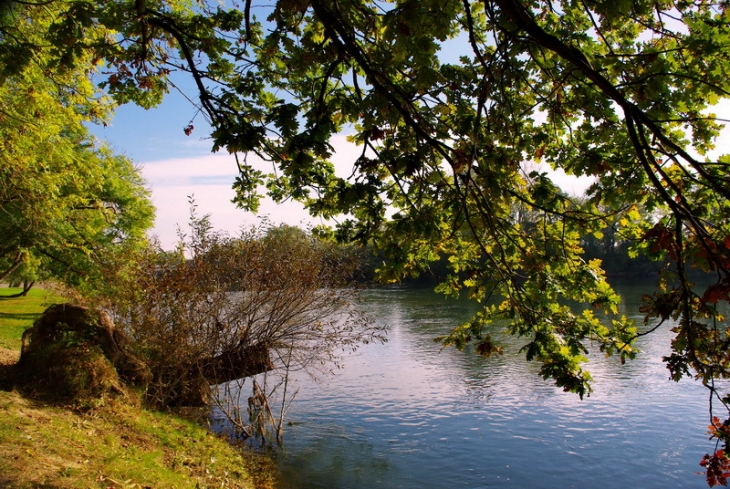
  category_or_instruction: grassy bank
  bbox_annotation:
[0,286,66,351]
[0,286,276,489]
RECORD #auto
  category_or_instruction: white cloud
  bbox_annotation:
[140,153,315,249]
[140,115,730,250]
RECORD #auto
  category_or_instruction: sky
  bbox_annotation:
[89,74,727,251]
[89,83,311,249]
[89,83,373,249]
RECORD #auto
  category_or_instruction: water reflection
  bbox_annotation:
[276,425,391,487]
[248,285,714,488]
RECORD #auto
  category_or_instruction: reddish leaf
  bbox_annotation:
[535,145,546,159]
[700,450,730,487]
[370,127,385,140]
[701,284,730,304]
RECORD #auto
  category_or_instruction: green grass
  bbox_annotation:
[0,286,67,350]
[0,286,278,488]
[0,391,275,488]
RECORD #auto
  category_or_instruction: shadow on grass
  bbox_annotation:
[0,363,16,391]
[0,312,41,322]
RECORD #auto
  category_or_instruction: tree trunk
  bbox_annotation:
[162,343,274,407]
[197,341,273,386]
[19,304,275,407]
[0,252,23,283]
[5,281,35,298]
[21,280,34,296]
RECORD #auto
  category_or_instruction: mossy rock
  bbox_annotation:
[16,303,151,404]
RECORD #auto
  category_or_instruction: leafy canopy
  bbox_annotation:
[4,0,730,482]
[0,1,154,290]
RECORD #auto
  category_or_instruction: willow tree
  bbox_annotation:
[4,0,730,482]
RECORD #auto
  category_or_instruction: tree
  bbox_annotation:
[4,0,730,482]
[0,6,154,292]
[3,254,44,297]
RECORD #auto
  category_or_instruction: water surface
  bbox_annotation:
[228,284,719,488]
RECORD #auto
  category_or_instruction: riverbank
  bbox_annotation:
[0,286,277,489]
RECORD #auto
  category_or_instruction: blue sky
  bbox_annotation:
[87,78,313,249]
[89,76,728,250]
[88,85,362,249]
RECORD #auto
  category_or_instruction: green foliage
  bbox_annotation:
[4,0,730,481]
[0,24,155,290]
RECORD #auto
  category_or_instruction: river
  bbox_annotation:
[219,283,720,488]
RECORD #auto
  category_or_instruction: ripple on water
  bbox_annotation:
[259,287,715,489]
